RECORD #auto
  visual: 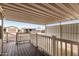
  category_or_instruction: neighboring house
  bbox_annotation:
[4,26,45,34]
[4,26,18,34]
[4,26,36,33]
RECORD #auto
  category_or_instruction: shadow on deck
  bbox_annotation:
[2,42,46,56]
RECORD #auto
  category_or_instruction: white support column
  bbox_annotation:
[0,6,4,55]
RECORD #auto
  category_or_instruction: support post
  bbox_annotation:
[78,44,79,56]
[0,8,4,55]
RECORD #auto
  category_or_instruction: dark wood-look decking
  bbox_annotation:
[2,42,44,56]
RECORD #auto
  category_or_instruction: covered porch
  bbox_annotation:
[0,3,79,56]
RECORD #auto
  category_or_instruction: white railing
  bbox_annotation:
[4,32,17,43]
[30,33,79,56]
[16,33,30,44]
[4,32,30,44]
[4,32,79,56]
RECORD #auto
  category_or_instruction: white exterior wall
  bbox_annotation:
[46,23,79,42]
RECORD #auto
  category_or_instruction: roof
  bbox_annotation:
[5,26,18,29]
[0,3,79,25]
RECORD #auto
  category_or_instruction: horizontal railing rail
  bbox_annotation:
[5,32,16,36]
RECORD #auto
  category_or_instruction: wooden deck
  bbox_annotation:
[2,42,44,56]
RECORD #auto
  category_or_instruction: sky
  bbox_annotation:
[0,20,45,30]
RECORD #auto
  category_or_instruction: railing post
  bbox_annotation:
[6,32,8,43]
[36,33,38,48]
[29,33,31,44]
[51,35,56,56]
[16,33,18,45]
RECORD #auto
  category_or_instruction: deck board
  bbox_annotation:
[2,42,44,56]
